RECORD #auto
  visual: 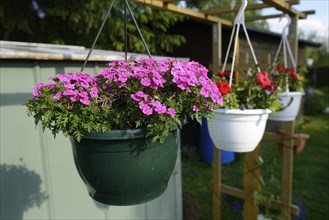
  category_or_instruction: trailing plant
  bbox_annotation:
[25,57,223,142]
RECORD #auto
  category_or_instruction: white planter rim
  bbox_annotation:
[279,91,304,97]
[214,108,272,115]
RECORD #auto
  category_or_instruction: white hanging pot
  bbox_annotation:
[208,109,271,153]
[269,91,304,121]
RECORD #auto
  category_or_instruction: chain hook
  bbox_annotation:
[232,0,248,25]
[279,14,291,36]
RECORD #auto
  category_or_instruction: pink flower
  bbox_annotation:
[53,92,62,100]
[90,86,99,98]
[80,98,90,105]
[70,95,78,102]
[131,91,147,101]
[152,100,167,114]
[193,106,200,112]
[167,108,176,118]
[56,74,70,83]
[64,83,75,89]
[33,90,41,97]
[141,78,151,86]
[79,91,88,99]
[63,90,76,96]
[139,101,153,115]
[142,106,153,115]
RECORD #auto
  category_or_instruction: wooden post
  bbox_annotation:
[243,145,261,219]
[280,13,298,219]
[288,14,299,66]
[212,22,222,74]
[213,147,221,220]
[280,121,295,220]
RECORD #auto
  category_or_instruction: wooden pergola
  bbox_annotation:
[132,1,315,220]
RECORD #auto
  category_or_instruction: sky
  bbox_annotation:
[264,0,329,42]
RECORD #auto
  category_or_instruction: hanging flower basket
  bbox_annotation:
[24,0,223,205]
[269,14,307,122]
[208,109,271,152]
[70,128,178,205]
[208,1,280,153]
[269,91,304,121]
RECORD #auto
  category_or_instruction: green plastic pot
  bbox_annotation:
[70,128,178,206]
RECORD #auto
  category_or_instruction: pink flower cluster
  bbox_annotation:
[32,58,222,119]
[131,91,176,118]
[98,58,222,117]
[32,83,56,97]
[172,60,222,104]
[33,72,99,106]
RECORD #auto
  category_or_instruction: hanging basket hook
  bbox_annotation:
[232,0,248,25]
[279,14,291,35]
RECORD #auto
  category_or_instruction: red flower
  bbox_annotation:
[218,70,225,77]
[277,64,284,71]
[256,71,272,89]
[285,68,294,75]
[304,119,312,124]
[290,72,298,81]
[216,81,232,95]
[270,82,278,91]
[218,70,231,77]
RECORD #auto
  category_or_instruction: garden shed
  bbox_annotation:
[166,20,320,71]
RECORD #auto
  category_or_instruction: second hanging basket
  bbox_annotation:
[269,91,304,121]
[208,109,271,152]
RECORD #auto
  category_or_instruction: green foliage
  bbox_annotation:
[253,156,281,219]
[0,0,186,55]
[302,32,329,68]
[304,87,329,115]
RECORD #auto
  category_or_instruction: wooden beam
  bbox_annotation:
[202,3,271,15]
[262,0,307,19]
[221,184,250,200]
[245,10,315,21]
[221,185,300,215]
[262,200,300,216]
[202,0,300,15]
[160,0,179,3]
[132,0,233,26]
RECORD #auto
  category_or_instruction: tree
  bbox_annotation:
[1,0,270,54]
[300,31,329,68]
[0,0,186,55]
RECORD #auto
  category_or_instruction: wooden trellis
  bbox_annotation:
[132,1,314,219]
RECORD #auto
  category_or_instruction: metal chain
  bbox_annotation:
[81,0,152,72]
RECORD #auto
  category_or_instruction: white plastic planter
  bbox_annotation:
[269,91,304,121]
[208,109,271,153]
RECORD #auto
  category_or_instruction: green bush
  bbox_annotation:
[304,87,329,115]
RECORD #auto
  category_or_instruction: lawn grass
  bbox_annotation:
[181,114,329,220]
